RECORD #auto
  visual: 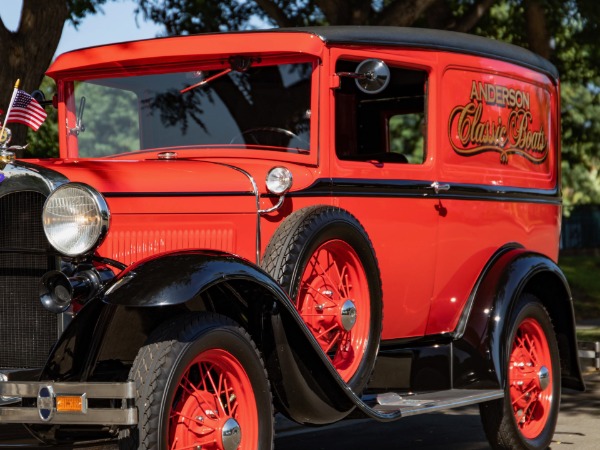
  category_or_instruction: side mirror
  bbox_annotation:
[336,59,391,94]
[31,90,54,107]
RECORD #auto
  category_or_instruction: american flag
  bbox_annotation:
[6,90,47,131]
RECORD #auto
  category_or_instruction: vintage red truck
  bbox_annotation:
[0,26,584,449]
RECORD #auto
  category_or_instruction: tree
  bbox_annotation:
[0,0,109,145]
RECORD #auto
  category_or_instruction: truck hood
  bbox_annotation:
[32,159,255,195]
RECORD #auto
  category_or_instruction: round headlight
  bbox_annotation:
[266,166,293,195]
[43,183,110,257]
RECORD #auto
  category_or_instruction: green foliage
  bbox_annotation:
[559,253,600,320]
[67,0,110,28]
[26,77,58,158]
[76,82,139,157]
[469,0,600,208]
[561,83,600,207]
[389,113,425,164]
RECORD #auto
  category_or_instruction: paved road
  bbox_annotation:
[1,371,598,449]
[275,371,600,450]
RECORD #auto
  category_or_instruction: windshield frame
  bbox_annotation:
[58,54,320,166]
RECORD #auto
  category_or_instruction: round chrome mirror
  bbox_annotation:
[355,59,390,94]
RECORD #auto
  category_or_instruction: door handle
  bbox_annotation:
[429,181,450,194]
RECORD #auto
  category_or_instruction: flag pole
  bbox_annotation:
[0,79,21,146]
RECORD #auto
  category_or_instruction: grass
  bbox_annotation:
[577,328,600,342]
[558,253,600,322]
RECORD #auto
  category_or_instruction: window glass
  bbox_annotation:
[71,62,313,157]
[335,60,427,164]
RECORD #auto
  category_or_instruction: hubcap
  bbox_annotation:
[221,418,242,450]
[538,365,550,391]
[340,299,357,331]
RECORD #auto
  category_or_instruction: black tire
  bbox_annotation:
[261,205,382,393]
[118,313,273,450]
[480,294,560,450]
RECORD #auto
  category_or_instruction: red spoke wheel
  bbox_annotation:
[296,239,370,382]
[508,318,553,440]
[480,295,560,450]
[169,349,258,450]
[262,206,382,393]
[119,313,273,450]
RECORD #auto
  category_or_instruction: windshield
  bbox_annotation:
[69,61,314,157]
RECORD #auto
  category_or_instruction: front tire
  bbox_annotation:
[119,313,273,450]
[480,295,560,450]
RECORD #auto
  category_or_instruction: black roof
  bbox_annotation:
[278,26,558,81]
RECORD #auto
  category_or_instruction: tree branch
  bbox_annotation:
[254,0,296,28]
[374,0,438,27]
[449,0,494,32]
[314,0,343,23]
[524,0,551,58]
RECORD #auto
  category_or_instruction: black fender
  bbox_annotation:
[42,250,360,425]
[453,246,585,392]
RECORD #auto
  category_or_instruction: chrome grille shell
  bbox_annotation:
[0,162,68,369]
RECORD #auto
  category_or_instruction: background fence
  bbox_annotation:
[561,205,600,250]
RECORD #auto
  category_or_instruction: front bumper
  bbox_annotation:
[0,380,137,425]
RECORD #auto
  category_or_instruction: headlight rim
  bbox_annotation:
[42,182,110,257]
[265,166,293,196]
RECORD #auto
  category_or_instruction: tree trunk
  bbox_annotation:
[0,0,68,146]
[524,0,551,59]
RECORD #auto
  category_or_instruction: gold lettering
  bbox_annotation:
[470,81,479,100]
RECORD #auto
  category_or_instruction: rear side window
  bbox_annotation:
[335,60,427,164]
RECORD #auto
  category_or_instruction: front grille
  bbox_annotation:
[0,191,58,369]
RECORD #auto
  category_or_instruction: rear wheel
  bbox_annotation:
[261,206,382,392]
[480,295,560,450]
[119,313,273,450]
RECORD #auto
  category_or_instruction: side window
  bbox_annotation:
[335,60,427,164]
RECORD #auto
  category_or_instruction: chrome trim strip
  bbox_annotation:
[0,381,135,398]
[0,406,137,425]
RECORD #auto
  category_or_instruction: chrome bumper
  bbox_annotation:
[0,380,137,425]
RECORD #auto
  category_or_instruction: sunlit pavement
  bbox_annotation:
[274,370,600,450]
[0,371,598,449]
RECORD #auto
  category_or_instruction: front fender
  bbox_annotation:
[103,249,277,307]
[45,250,357,424]
[454,247,585,391]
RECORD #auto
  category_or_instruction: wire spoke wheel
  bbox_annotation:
[169,349,258,450]
[261,206,382,392]
[479,295,560,450]
[297,239,370,381]
[508,318,553,440]
[119,313,273,450]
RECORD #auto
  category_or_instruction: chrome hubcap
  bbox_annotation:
[221,417,242,450]
[221,418,242,450]
[340,299,357,331]
[538,365,550,391]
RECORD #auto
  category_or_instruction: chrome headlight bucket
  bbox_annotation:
[42,183,110,257]
[265,166,293,195]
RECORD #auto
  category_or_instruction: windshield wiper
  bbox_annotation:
[180,68,232,94]
[180,55,257,94]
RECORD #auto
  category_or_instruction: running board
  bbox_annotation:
[362,389,503,418]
